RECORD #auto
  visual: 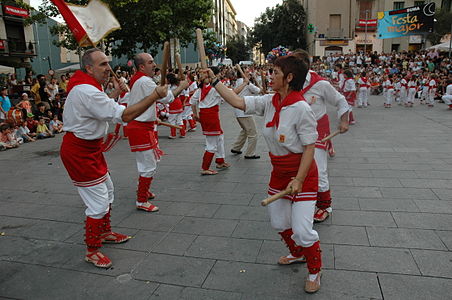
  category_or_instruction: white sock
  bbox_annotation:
[308,274,318,281]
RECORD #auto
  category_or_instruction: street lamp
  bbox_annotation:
[364,9,370,55]
[42,56,52,71]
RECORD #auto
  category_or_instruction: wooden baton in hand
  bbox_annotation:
[160,41,170,86]
[321,130,341,143]
[196,28,208,69]
[261,188,292,207]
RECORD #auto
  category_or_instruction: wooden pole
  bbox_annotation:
[196,28,207,68]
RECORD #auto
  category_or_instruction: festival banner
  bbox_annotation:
[358,19,377,27]
[377,2,435,39]
[50,0,120,47]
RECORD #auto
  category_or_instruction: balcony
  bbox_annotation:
[0,39,37,57]
[327,28,346,39]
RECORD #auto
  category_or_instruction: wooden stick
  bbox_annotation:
[160,41,170,86]
[175,53,184,80]
[158,121,182,130]
[321,130,341,143]
[196,28,207,69]
[261,188,292,207]
[236,64,246,78]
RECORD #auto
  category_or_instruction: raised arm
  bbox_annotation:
[202,69,246,111]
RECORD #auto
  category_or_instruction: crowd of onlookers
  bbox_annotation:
[0,72,67,151]
[310,49,452,102]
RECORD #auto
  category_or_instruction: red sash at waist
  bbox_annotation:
[60,132,108,187]
[268,152,318,201]
[169,96,184,114]
[126,120,158,152]
[199,105,223,136]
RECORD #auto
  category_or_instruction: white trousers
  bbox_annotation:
[314,148,328,192]
[268,200,319,247]
[442,94,452,105]
[205,134,225,158]
[135,149,158,178]
[407,88,416,103]
[386,89,395,105]
[77,174,114,219]
[421,87,429,101]
[428,89,436,105]
[358,87,368,107]
[182,106,193,120]
[168,113,184,126]
[400,87,407,104]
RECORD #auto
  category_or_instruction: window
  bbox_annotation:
[393,1,405,9]
[391,44,400,52]
[359,0,373,19]
[414,1,425,6]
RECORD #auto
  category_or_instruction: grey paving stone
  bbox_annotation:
[329,168,373,178]
[367,227,446,250]
[172,217,238,237]
[0,261,158,300]
[413,199,452,214]
[163,202,221,218]
[233,182,269,194]
[331,211,397,227]
[415,170,452,179]
[133,253,215,287]
[315,224,369,246]
[330,197,359,210]
[370,169,418,178]
[185,236,262,263]
[232,220,278,240]
[432,189,452,201]
[117,213,183,232]
[358,198,419,212]
[329,186,382,198]
[152,232,198,256]
[436,230,452,250]
[213,204,269,221]
[380,187,439,199]
[379,273,452,300]
[0,216,80,242]
[411,249,452,279]
[335,245,420,275]
[150,284,242,300]
[399,178,452,189]
[353,177,403,187]
[392,212,452,230]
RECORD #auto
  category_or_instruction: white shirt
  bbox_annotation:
[234,78,260,117]
[244,94,318,156]
[446,84,452,95]
[190,85,223,109]
[303,72,349,121]
[63,84,126,140]
[128,76,174,122]
[343,78,356,92]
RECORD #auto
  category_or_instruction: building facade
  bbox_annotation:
[0,0,37,68]
[209,0,238,45]
[301,0,450,56]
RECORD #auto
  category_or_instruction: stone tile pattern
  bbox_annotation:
[1,97,452,299]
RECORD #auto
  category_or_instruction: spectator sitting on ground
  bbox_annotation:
[36,117,54,139]
[16,121,36,142]
[11,125,23,145]
[26,113,38,133]
[16,93,33,120]
[34,103,50,122]
[49,114,63,134]
[0,123,19,149]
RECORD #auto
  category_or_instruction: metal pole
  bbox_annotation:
[364,10,369,54]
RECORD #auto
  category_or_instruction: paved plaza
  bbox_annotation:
[1,95,452,299]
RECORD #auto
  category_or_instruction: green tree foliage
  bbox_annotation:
[226,35,250,64]
[37,0,213,57]
[427,8,452,46]
[251,0,307,54]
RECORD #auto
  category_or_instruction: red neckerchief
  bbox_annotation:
[361,77,367,83]
[66,70,102,93]
[266,91,304,128]
[200,84,213,101]
[129,71,147,89]
[301,71,326,95]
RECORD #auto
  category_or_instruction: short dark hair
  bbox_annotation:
[166,73,179,85]
[344,69,353,78]
[273,55,308,91]
[210,66,220,75]
[133,53,146,69]
[292,49,310,69]
[81,48,102,72]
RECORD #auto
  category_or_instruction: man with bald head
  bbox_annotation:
[60,48,169,268]
[126,52,188,212]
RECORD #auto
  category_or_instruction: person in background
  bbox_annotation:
[0,86,11,123]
